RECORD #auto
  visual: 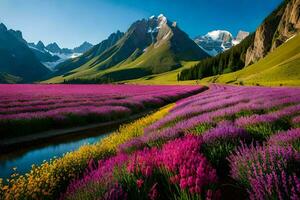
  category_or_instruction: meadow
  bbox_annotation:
[0,84,204,138]
[1,84,299,200]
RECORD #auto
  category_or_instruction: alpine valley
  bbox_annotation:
[1,1,300,200]
[45,14,210,83]
[0,0,299,86]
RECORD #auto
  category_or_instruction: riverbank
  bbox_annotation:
[0,109,157,154]
[0,86,208,153]
[0,104,175,199]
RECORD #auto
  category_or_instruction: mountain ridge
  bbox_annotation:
[45,14,209,83]
[0,23,50,83]
[28,40,94,70]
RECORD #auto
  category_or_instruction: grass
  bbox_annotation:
[44,39,198,84]
[199,33,300,86]
[122,61,200,85]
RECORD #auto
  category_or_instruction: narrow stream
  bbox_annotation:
[0,127,113,180]
[0,108,158,181]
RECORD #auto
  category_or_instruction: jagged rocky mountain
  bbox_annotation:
[52,30,125,76]
[47,14,209,83]
[28,41,93,70]
[194,30,249,56]
[27,41,60,63]
[73,41,94,53]
[0,23,50,83]
[235,31,250,44]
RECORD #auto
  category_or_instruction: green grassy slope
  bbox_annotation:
[45,41,202,83]
[123,61,200,85]
[199,33,300,86]
[45,18,209,84]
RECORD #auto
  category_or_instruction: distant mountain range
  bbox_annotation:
[0,23,50,83]
[194,30,249,56]
[28,41,93,70]
[0,0,299,85]
[46,14,209,83]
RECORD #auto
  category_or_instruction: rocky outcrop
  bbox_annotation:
[245,1,286,66]
[272,0,300,50]
[245,0,300,66]
[235,31,250,43]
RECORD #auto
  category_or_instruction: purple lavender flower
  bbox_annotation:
[293,116,300,125]
[203,121,250,144]
[268,128,300,150]
[228,143,300,187]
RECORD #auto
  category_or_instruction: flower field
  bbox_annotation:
[0,84,204,138]
[1,84,300,200]
[0,104,174,199]
[62,85,300,200]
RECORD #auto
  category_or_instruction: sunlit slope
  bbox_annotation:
[45,15,209,84]
[123,61,199,85]
[45,42,180,83]
[200,34,300,86]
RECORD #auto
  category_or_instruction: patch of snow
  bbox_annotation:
[28,45,45,53]
[148,27,159,33]
[157,14,164,18]
[205,30,232,41]
[149,15,155,19]
[157,14,167,28]
[232,39,240,45]
[221,43,228,51]
[43,53,82,71]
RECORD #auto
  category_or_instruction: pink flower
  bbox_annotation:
[136,179,144,189]
[148,183,159,200]
[145,166,152,177]
[180,178,188,189]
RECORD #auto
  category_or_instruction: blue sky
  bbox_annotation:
[0,0,282,48]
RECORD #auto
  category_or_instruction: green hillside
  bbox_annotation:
[45,16,209,83]
[199,33,300,86]
[123,61,199,85]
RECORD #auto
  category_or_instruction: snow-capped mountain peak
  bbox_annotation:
[205,30,233,42]
[149,15,155,19]
[194,30,249,56]
[157,14,167,27]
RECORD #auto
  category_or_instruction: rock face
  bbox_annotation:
[272,0,300,49]
[245,0,300,66]
[234,31,250,44]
